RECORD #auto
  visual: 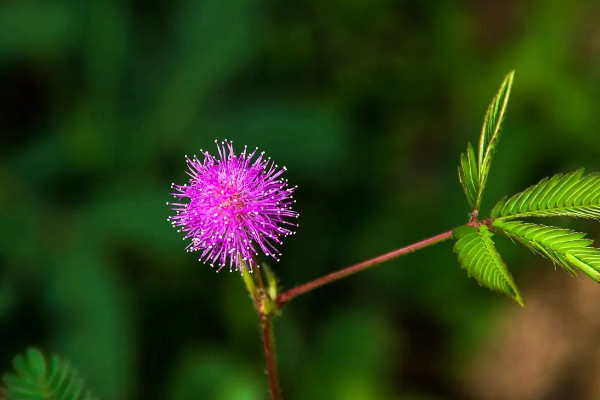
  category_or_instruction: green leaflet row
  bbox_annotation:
[493,220,600,282]
[3,348,97,400]
[458,71,514,210]
[453,225,523,306]
[491,169,600,220]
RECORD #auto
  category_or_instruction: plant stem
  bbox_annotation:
[276,229,454,307]
[241,260,282,400]
[260,315,282,400]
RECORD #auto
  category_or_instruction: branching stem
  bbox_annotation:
[276,229,455,307]
[248,228,466,398]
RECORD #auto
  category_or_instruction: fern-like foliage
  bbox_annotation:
[491,169,600,220]
[493,220,600,282]
[453,225,523,305]
[458,71,515,210]
[2,348,97,400]
[454,71,600,303]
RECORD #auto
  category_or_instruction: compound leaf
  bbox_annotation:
[453,225,523,305]
[491,169,600,220]
[2,348,97,400]
[493,220,600,282]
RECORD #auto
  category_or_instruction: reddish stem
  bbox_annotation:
[260,315,281,400]
[276,229,454,307]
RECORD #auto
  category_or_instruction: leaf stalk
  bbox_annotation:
[276,229,455,307]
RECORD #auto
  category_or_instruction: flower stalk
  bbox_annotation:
[241,264,282,400]
[260,315,282,400]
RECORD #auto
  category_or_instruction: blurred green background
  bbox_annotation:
[2,0,600,399]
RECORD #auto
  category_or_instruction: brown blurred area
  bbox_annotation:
[466,267,600,400]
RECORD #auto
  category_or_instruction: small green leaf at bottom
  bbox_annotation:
[2,347,97,400]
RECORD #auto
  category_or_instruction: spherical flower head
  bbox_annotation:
[168,140,298,272]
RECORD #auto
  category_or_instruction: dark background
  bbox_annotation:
[2,1,600,399]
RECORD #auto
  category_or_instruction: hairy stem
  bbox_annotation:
[261,315,281,400]
[276,229,454,307]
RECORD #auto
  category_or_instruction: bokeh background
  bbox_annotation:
[2,0,600,399]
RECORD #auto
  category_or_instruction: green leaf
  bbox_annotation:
[457,71,515,210]
[453,225,523,305]
[458,142,479,210]
[491,169,600,220]
[493,220,600,282]
[3,348,97,400]
[478,71,515,198]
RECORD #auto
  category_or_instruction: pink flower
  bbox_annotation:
[169,140,298,272]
